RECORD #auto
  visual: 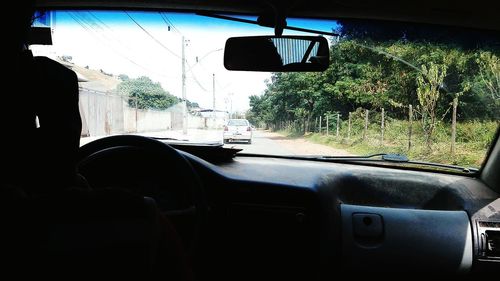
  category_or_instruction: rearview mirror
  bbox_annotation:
[224,36,329,72]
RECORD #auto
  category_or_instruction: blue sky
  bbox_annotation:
[32,10,338,112]
[52,11,338,33]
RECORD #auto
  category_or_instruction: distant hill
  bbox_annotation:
[56,59,120,93]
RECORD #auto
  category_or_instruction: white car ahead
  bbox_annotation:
[223,119,252,144]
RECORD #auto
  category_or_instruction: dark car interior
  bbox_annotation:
[2,0,500,279]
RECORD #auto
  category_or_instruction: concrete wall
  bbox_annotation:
[136,109,172,132]
[79,88,226,137]
[80,89,173,137]
[79,89,124,136]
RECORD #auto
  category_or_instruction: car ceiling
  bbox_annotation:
[36,0,500,31]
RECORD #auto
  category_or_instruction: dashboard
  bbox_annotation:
[179,151,500,277]
[78,141,500,278]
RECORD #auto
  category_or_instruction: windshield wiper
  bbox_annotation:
[235,152,478,174]
[151,137,225,147]
[405,159,479,174]
[151,137,189,142]
[319,153,478,174]
[319,153,408,161]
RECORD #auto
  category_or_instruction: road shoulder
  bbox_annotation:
[259,130,353,156]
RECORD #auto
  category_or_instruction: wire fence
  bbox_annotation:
[268,101,498,165]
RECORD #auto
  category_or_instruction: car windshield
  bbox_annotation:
[228,120,249,126]
[31,10,499,172]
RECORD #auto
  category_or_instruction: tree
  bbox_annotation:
[117,76,179,110]
[416,63,447,147]
[61,55,72,63]
[477,51,500,100]
[186,100,200,109]
[248,25,500,134]
[118,74,130,81]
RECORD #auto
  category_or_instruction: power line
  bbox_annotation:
[87,11,113,30]
[186,48,223,74]
[154,12,220,94]
[85,11,165,73]
[69,12,154,74]
[192,60,228,91]
[188,72,208,92]
[159,12,181,35]
[70,12,216,99]
[121,12,207,101]
[67,12,175,79]
[124,11,181,59]
[79,12,133,52]
[156,12,207,92]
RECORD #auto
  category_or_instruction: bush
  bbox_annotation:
[294,117,498,168]
[456,121,498,147]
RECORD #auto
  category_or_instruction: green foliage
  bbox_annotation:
[248,30,500,165]
[249,37,500,124]
[456,121,499,149]
[416,62,447,146]
[118,74,130,81]
[477,51,500,100]
[186,100,199,109]
[117,76,179,110]
[300,119,498,168]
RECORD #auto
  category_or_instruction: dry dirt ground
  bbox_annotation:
[259,130,353,156]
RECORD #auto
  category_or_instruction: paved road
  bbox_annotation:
[80,129,351,156]
[223,130,294,155]
[81,129,295,155]
[81,129,353,156]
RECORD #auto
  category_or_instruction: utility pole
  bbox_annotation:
[451,98,458,155]
[212,73,216,126]
[363,109,369,141]
[326,114,329,135]
[181,36,187,135]
[134,97,138,133]
[408,105,413,151]
[336,113,340,137]
[348,112,351,140]
[381,108,385,145]
[229,93,233,119]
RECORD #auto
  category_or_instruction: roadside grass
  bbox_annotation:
[276,129,305,139]
[279,120,498,168]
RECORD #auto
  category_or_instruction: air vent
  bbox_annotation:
[477,220,500,260]
[478,221,500,228]
[485,231,500,257]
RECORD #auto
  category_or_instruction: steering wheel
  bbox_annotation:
[77,135,208,254]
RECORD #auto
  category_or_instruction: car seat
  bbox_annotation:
[0,50,192,279]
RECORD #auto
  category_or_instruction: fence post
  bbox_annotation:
[134,97,138,133]
[326,114,329,135]
[319,115,322,134]
[408,104,413,151]
[363,109,369,141]
[336,113,340,137]
[381,108,385,145]
[348,112,351,140]
[451,97,458,155]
